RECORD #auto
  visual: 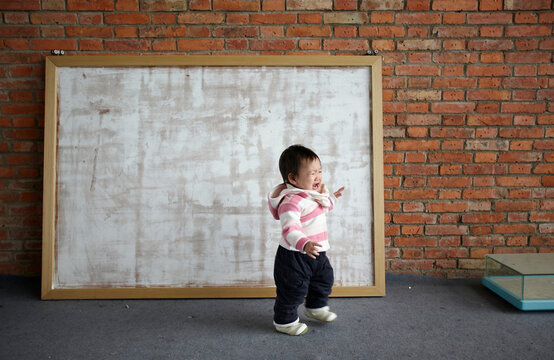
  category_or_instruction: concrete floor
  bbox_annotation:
[1,273,553,360]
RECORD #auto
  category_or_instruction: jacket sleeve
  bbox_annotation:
[278,194,310,252]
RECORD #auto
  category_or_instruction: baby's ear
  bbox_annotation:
[287,173,296,184]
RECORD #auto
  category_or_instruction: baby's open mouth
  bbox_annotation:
[313,183,320,190]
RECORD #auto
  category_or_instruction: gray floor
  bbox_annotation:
[1,273,553,360]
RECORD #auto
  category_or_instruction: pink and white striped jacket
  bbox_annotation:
[268,183,337,253]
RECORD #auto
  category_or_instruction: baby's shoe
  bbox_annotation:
[274,320,308,336]
[304,306,337,322]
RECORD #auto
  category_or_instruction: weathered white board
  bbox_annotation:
[42,56,384,299]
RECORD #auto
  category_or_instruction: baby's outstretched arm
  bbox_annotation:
[334,186,345,198]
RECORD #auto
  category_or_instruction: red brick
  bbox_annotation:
[66,26,113,38]
[323,39,368,51]
[359,26,405,37]
[30,13,78,24]
[534,140,554,150]
[496,176,540,187]
[150,39,174,51]
[212,26,258,38]
[395,140,440,151]
[0,0,40,10]
[498,151,541,162]
[505,52,551,64]
[496,200,538,212]
[499,128,543,138]
[371,12,394,24]
[250,39,295,51]
[462,213,505,224]
[360,0,403,10]
[286,26,332,37]
[494,224,536,234]
[177,39,224,51]
[80,39,103,51]
[298,13,321,24]
[432,0,477,11]
[530,236,554,246]
[428,152,472,163]
[1,104,43,115]
[396,65,440,76]
[396,13,441,24]
[189,0,211,10]
[541,176,554,187]
[226,39,248,50]
[428,177,472,188]
[395,165,438,176]
[467,65,511,77]
[105,39,150,51]
[403,249,424,259]
[105,13,150,25]
[431,102,476,114]
[468,13,512,24]
[395,237,437,247]
[479,0,502,10]
[68,0,114,10]
[79,13,103,25]
[213,0,259,10]
[324,13,369,24]
[426,225,468,236]
[467,115,511,126]
[0,26,39,38]
[501,102,546,113]
[463,188,506,199]
[467,40,512,51]
[116,0,139,10]
[427,201,468,213]
[250,13,296,24]
[178,13,225,24]
[433,26,478,38]
[506,0,551,10]
[397,114,440,126]
[259,25,282,38]
[115,26,138,38]
[530,212,554,222]
[140,0,187,10]
[152,14,176,24]
[393,213,437,224]
[534,164,554,175]
[226,14,249,24]
[393,189,437,200]
[298,39,320,50]
[390,259,435,271]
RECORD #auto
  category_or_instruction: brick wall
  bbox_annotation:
[0,0,552,278]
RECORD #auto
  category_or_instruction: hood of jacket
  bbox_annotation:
[268,183,331,220]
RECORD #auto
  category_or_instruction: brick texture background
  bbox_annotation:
[0,0,552,278]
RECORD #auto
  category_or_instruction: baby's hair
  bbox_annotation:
[279,144,320,184]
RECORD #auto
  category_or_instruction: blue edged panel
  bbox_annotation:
[482,277,554,311]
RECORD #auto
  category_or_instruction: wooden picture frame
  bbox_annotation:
[42,55,384,299]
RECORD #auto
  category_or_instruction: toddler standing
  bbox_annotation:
[268,145,344,336]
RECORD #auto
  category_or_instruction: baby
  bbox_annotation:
[268,144,344,336]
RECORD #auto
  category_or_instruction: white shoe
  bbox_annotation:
[274,321,308,336]
[304,307,337,322]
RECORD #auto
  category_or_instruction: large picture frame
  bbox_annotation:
[42,55,384,299]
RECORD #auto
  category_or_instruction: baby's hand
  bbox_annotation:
[319,183,326,194]
[334,186,345,198]
[303,241,321,259]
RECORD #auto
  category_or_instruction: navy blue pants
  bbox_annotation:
[273,246,334,325]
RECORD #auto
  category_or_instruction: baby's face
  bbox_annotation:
[290,158,322,192]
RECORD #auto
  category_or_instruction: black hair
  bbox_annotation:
[278,144,320,184]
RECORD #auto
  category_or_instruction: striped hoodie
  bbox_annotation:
[268,183,337,253]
